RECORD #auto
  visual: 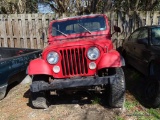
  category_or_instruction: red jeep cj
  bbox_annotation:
[28,14,125,109]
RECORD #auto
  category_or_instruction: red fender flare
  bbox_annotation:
[28,58,52,75]
[97,50,122,70]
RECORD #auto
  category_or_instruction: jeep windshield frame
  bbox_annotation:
[51,16,106,36]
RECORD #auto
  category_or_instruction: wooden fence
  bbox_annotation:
[0,11,160,49]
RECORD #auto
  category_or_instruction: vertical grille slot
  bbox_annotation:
[84,48,88,74]
[60,47,88,76]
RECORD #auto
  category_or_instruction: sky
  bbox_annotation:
[38,2,54,13]
[37,0,87,13]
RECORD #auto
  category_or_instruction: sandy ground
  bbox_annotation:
[1,67,156,120]
[0,81,123,120]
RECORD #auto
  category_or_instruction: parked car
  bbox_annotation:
[28,14,125,109]
[0,47,42,100]
[122,26,160,108]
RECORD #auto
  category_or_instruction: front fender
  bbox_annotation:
[28,58,52,75]
[97,50,124,70]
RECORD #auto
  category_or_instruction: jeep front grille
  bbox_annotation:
[60,48,88,76]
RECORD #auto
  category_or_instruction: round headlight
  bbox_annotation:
[47,52,59,64]
[87,47,100,60]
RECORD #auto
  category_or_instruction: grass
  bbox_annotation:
[91,96,101,104]
[148,108,160,119]
[125,100,139,110]
[7,114,18,120]
[118,95,160,120]
[117,67,160,120]
[116,116,125,120]
[50,118,55,120]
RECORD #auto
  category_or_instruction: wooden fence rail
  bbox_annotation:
[0,11,160,49]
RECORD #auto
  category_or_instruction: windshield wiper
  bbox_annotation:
[53,28,67,37]
[78,23,91,34]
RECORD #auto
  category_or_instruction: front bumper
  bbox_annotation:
[30,75,118,92]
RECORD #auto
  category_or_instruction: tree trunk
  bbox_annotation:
[90,0,98,13]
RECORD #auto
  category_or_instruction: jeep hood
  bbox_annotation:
[43,37,113,53]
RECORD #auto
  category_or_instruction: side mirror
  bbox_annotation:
[114,26,121,32]
[111,26,121,36]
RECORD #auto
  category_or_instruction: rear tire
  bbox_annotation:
[109,68,125,108]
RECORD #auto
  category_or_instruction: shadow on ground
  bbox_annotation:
[24,88,110,109]
[23,66,150,109]
[6,71,27,96]
[23,89,117,120]
[123,66,149,108]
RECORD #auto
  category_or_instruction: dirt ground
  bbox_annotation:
[0,67,159,120]
[0,82,123,120]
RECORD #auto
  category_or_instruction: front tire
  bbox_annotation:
[109,68,125,108]
[30,75,50,109]
[143,78,160,108]
[31,91,49,109]
[144,62,160,108]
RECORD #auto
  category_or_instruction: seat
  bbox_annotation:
[65,30,74,34]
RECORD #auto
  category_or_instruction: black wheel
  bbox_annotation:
[0,85,7,100]
[144,62,160,108]
[143,78,160,108]
[31,91,49,109]
[109,68,125,108]
[149,62,160,79]
[29,75,50,109]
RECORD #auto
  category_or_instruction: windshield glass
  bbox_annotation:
[151,27,160,45]
[52,16,106,36]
